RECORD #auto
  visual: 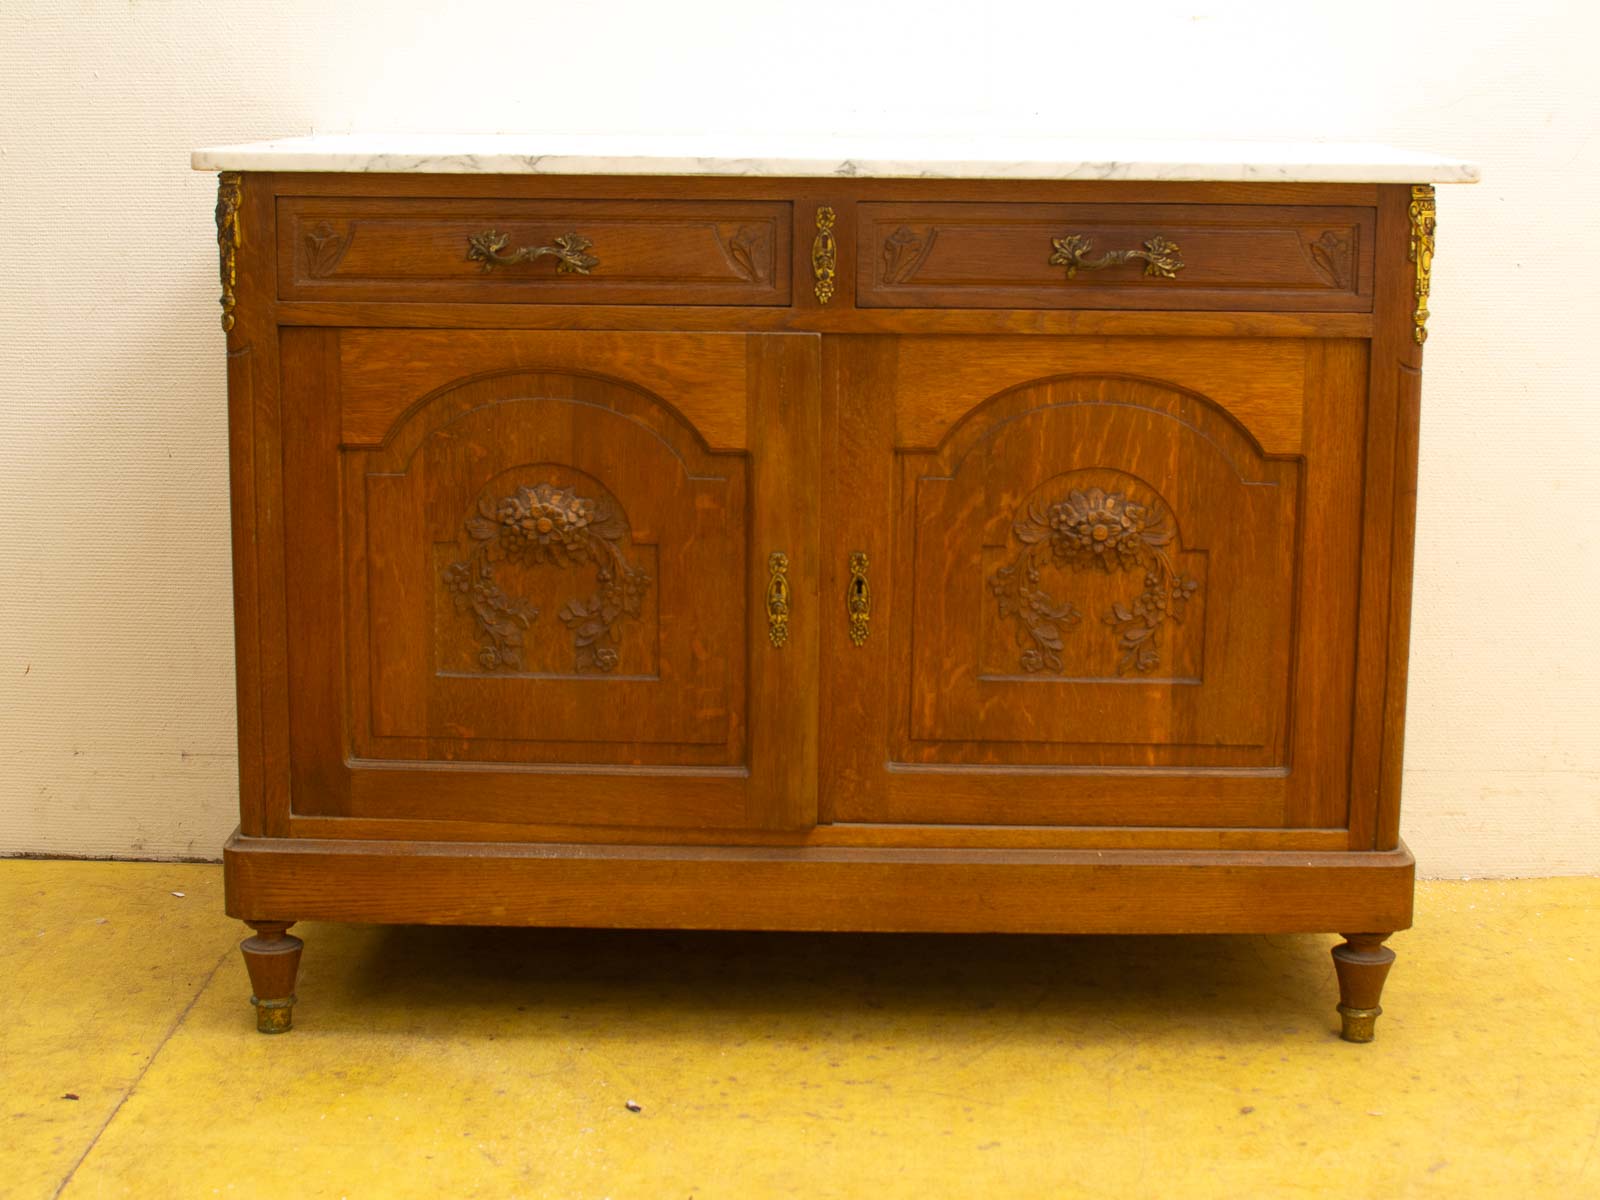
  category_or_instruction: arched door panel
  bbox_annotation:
[825,337,1366,832]
[280,329,819,832]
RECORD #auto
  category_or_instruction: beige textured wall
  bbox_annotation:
[2,1,1596,874]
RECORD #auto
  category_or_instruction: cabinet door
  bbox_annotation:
[824,336,1366,832]
[280,329,818,832]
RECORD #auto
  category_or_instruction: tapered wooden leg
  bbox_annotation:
[240,921,303,1034]
[1331,932,1396,1043]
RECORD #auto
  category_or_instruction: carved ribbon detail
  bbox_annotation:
[991,487,1200,676]
[442,482,649,673]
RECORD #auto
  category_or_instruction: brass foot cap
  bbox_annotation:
[252,994,296,1035]
[1338,1003,1382,1043]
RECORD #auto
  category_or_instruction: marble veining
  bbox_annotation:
[191,134,1480,183]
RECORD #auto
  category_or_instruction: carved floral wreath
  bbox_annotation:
[442,482,650,673]
[990,487,1200,676]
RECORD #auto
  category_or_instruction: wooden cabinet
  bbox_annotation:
[213,167,1445,1044]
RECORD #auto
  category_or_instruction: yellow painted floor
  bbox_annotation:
[1,863,1596,1199]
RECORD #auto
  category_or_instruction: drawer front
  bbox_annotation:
[857,203,1374,311]
[277,197,792,305]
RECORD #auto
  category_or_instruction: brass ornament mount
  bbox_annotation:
[1049,233,1184,280]
[1408,184,1436,344]
[214,172,242,332]
[467,230,599,274]
[766,552,791,648]
[812,206,838,304]
[846,551,870,646]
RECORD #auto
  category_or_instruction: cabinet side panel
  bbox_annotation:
[226,340,264,834]
[1350,185,1428,851]
[1378,361,1424,848]
[229,172,289,837]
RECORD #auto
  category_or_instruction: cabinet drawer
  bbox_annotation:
[277,197,792,305]
[856,203,1374,311]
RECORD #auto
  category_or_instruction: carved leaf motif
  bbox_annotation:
[716,224,769,282]
[304,221,354,278]
[990,487,1201,676]
[882,226,938,284]
[1306,229,1353,289]
[443,481,650,674]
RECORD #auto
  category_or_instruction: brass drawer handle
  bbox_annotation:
[846,551,870,646]
[1049,234,1184,280]
[766,552,791,648]
[467,229,599,274]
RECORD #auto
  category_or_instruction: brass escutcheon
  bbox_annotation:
[767,552,791,648]
[846,551,870,646]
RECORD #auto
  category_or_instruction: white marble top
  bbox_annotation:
[191,134,1479,184]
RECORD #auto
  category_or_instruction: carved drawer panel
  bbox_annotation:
[857,203,1374,311]
[277,197,792,305]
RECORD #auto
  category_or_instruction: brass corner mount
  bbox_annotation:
[1408,184,1436,345]
[215,172,242,333]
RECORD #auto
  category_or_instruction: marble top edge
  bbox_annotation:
[190,135,1479,184]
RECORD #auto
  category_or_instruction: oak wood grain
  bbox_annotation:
[889,337,1307,455]
[285,813,1351,852]
[338,329,752,451]
[225,832,1416,935]
[275,300,1373,339]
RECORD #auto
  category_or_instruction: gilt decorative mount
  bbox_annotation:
[846,552,871,647]
[767,552,792,647]
[214,172,242,332]
[812,206,838,304]
[1408,185,1436,344]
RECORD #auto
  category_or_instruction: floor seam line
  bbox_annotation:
[51,940,235,1199]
